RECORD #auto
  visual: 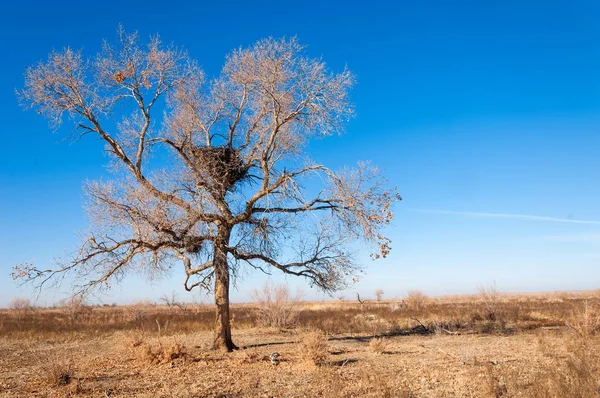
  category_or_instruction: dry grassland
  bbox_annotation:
[1,291,599,397]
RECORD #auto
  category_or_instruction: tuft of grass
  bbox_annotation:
[122,329,146,348]
[40,356,75,387]
[369,338,389,354]
[298,329,329,366]
[485,363,508,397]
[138,339,187,365]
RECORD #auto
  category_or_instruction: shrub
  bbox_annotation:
[406,290,428,311]
[479,283,501,321]
[121,329,146,348]
[298,330,328,366]
[40,356,75,386]
[252,281,302,328]
[138,339,187,364]
[566,301,600,338]
[369,337,389,354]
[60,295,90,322]
[9,297,33,313]
[529,337,600,397]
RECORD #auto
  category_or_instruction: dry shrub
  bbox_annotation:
[9,297,33,313]
[60,296,90,322]
[369,337,389,354]
[566,301,600,338]
[479,283,501,321]
[298,329,328,366]
[138,340,187,364]
[40,356,75,387]
[128,306,146,323]
[406,290,428,311]
[485,363,508,397]
[530,338,600,397]
[252,281,302,328]
[162,341,187,362]
[516,304,600,397]
[119,329,146,348]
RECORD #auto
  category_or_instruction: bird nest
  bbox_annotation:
[189,146,249,193]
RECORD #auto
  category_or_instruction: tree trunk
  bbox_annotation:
[212,227,238,351]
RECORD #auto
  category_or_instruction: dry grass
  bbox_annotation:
[8,298,33,313]
[39,355,75,387]
[529,337,600,397]
[2,291,600,396]
[252,281,302,328]
[369,337,389,354]
[138,340,187,364]
[1,292,591,339]
[297,329,329,366]
[566,300,600,338]
[406,290,429,311]
[524,301,600,397]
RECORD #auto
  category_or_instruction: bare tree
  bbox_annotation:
[13,27,401,351]
[375,288,384,302]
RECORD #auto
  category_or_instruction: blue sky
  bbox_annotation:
[1,0,599,306]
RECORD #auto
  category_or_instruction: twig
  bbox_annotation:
[440,327,457,335]
[410,317,429,332]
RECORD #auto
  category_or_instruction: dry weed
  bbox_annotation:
[479,283,501,321]
[406,290,428,311]
[8,298,33,313]
[369,337,389,354]
[252,281,302,328]
[566,301,600,338]
[298,329,329,366]
[529,339,600,397]
[485,363,508,397]
[40,356,75,387]
[507,305,600,397]
[121,329,146,348]
[138,339,187,365]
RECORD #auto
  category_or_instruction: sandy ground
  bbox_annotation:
[0,327,567,397]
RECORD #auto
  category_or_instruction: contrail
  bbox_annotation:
[410,208,600,225]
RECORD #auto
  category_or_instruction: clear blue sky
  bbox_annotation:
[1,0,599,306]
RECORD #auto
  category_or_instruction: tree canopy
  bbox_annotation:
[14,27,401,350]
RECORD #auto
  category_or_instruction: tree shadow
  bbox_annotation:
[327,325,433,343]
[325,358,359,367]
[379,350,420,355]
[241,325,433,349]
[242,340,297,349]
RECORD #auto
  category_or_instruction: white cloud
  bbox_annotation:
[540,234,600,243]
[410,208,600,225]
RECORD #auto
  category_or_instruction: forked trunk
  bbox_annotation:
[212,228,238,351]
